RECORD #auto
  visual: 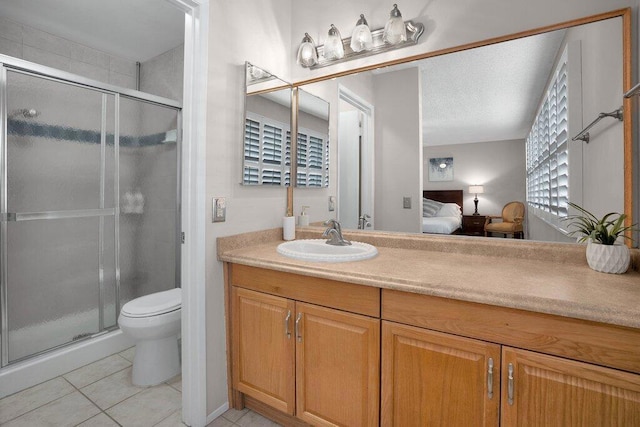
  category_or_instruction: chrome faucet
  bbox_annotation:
[358,214,371,230]
[322,219,351,246]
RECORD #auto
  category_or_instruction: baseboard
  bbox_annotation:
[206,401,230,425]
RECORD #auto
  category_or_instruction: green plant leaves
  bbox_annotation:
[563,202,636,245]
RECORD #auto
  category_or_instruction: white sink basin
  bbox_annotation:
[277,239,378,263]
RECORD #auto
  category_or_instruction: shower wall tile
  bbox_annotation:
[22,45,70,72]
[0,36,22,59]
[109,55,137,77]
[0,17,22,43]
[22,25,72,58]
[140,44,184,102]
[69,42,110,69]
[108,71,136,90]
[69,60,110,83]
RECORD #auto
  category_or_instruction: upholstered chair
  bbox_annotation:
[484,201,525,238]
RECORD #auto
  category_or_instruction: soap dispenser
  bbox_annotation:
[298,206,310,227]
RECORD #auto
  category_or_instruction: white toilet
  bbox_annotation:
[118,288,182,386]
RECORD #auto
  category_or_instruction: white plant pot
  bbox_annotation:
[585,241,630,274]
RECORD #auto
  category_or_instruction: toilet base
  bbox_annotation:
[131,336,180,386]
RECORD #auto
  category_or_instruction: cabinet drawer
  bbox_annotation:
[230,264,380,317]
[382,289,640,374]
[465,217,485,227]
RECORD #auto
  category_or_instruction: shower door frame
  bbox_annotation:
[0,54,183,367]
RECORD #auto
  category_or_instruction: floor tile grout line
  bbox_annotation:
[0,378,78,425]
[152,407,181,426]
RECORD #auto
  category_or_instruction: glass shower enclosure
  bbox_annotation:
[0,56,181,366]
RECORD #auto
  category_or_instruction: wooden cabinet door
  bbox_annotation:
[295,302,380,427]
[232,287,295,414]
[382,321,500,427]
[501,347,640,426]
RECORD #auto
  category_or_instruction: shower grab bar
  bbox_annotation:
[1,208,115,222]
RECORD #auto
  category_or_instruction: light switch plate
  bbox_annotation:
[213,197,226,222]
[403,196,412,209]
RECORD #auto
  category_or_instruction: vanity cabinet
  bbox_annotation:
[225,263,640,426]
[229,265,380,426]
[382,321,500,426]
[501,347,640,426]
[382,289,640,426]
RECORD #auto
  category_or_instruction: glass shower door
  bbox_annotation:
[1,69,116,365]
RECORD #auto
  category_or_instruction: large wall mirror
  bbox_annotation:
[294,9,633,245]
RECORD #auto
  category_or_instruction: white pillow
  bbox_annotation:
[423,198,443,217]
[435,203,462,218]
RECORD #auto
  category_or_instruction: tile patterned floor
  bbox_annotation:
[0,347,279,427]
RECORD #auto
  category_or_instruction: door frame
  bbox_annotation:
[337,85,375,229]
[165,0,209,425]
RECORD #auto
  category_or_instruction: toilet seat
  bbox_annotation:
[121,288,181,318]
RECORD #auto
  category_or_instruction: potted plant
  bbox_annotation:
[564,202,635,274]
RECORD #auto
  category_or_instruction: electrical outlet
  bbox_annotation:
[328,196,336,212]
[213,197,226,222]
[403,196,412,209]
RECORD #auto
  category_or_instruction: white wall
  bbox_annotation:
[424,139,526,217]
[202,0,639,416]
[374,67,422,232]
[205,0,292,414]
[528,17,625,242]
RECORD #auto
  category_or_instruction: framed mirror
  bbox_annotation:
[293,9,633,245]
[243,62,292,186]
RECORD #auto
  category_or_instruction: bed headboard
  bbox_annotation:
[423,190,464,211]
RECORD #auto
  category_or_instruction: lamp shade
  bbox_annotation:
[469,185,484,194]
[383,4,407,45]
[323,24,344,60]
[350,14,373,52]
[297,33,318,67]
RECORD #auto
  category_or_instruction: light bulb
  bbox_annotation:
[350,14,373,52]
[323,24,344,61]
[383,4,407,45]
[297,33,318,67]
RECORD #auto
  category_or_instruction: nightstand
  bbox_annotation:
[462,215,487,236]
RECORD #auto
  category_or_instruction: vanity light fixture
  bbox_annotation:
[350,14,373,52]
[469,185,484,216]
[324,24,345,60]
[297,33,319,67]
[383,4,407,44]
[297,3,424,69]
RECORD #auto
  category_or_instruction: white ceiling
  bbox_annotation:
[421,30,566,146]
[1,1,566,146]
[0,0,184,61]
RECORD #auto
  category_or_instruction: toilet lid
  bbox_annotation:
[121,288,181,318]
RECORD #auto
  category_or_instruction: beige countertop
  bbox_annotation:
[218,227,640,329]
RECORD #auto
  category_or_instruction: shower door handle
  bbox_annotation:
[1,209,115,222]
